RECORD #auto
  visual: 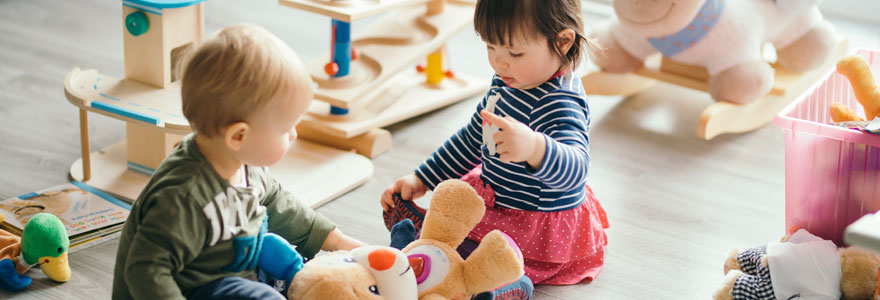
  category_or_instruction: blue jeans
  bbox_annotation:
[187,276,285,300]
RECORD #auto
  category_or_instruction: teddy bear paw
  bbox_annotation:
[713,270,742,300]
[722,249,740,275]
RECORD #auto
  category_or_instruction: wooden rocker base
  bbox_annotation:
[582,40,847,140]
[69,137,373,209]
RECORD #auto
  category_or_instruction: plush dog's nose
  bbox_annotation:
[367,248,396,271]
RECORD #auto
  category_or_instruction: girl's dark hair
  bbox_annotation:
[474,0,595,69]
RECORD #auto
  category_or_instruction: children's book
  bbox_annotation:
[0,181,130,248]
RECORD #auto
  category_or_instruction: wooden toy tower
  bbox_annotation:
[278,0,486,158]
[63,0,372,208]
[121,0,203,174]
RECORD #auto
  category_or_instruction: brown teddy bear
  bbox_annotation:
[400,179,525,300]
[713,229,880,300]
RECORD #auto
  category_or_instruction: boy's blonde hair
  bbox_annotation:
[181,24,312,138]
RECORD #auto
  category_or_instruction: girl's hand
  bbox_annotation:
[480,110,546,169]
[381,174,428,212]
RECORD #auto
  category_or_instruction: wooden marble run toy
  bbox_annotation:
[582,42,848,140]
[62,0,372,208]
[278,0,486,157]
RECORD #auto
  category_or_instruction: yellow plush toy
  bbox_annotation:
[830,55,880,123]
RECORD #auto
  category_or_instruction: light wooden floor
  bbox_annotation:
[1,0,879,299]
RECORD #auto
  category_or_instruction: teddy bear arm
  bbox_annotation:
[607,21,656,60]
[713,270,741,300]
[735,245,769,275]
[723,249,740,275]
[590,21,652,73]
[461,231,524,295]
[420,293,449,300]
[839,247,880,300]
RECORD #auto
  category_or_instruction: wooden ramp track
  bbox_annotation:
[300,1,476,109]
[582,40,847,140]
[278,0,430,23]
[64,68,190,134]
[299,68,487,139]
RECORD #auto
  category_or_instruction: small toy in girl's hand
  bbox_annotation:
[482,92,502,155]
[713,229,880,300]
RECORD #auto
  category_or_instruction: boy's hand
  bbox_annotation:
[323,228,367,251]
[381,174,428,212]
[480,110,546,169]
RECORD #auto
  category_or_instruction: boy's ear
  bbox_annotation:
[224,122,250,152]
[556,28,576,56]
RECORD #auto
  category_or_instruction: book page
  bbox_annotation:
[0,181,130,236]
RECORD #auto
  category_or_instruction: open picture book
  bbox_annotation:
[0,181,130,249]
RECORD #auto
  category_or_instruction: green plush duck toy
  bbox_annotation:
[0,213,71,291]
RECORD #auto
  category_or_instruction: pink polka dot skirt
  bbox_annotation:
[461,166,609,285]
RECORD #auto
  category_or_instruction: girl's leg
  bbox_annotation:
[472,275,533,300]
[187,276,285,300]
[390,219,417,250]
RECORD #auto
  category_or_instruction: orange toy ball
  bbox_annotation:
[324,62,339,77]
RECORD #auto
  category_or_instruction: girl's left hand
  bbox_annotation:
[480,110,546,168]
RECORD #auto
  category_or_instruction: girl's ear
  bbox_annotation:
[224,122,250,152]
[556,28,576,56]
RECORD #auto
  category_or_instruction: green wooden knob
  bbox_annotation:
[125,11,149,37]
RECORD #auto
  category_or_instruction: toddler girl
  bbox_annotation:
[382,0,609,287]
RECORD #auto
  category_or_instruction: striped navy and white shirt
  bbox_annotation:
[416,73,590,212]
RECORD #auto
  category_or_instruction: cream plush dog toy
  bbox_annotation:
[713,229,880,300]
[287,179,524,300]
[592,0,837,104]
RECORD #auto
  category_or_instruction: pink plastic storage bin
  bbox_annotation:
[773,49,880,246]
